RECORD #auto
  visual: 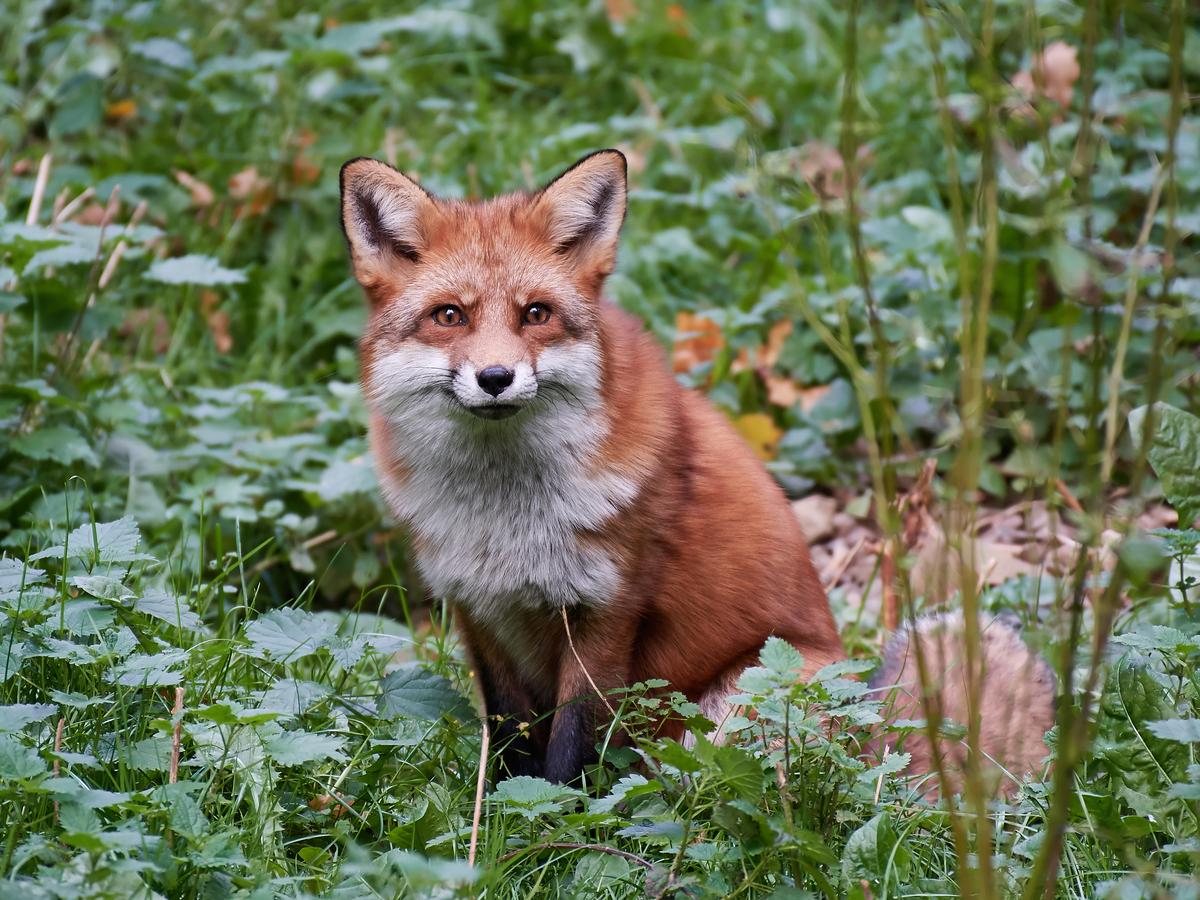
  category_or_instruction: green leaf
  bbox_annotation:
[146,254,246,286]
[1111,626,1194,653]
[0,704,57,733]
[760,636,805,676]
[70,575,134,602]
[841,811,910,887]
[11,425,99,468]
[0,734,47,781]
[263,730,346,766]
[241,608,338,661]
[1147,719,1200,743]
[377,665,472,721]
[135,588,202,631]
[859,751,912,785]
[30,517,155,563]
[1129,403,1200,526]
[489,776,580,819]
[131,37,195,70]
[119,736,175,772]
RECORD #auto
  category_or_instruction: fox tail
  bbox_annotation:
[870,612,1057,799]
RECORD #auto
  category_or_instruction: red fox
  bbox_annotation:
[339,149,1055,793]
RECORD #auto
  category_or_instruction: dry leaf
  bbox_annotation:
[174,170,215,207]
[765,373,802,407]
[105,99,137,121]
[120,308,170,355]
[200,290,233,353]
[792,495,838,543]
[733,413,782,460]
[799,141,846,201]
[672,311,724,374]
[228,166,274,217]
[74,202,113,226]
[761,319,792,368]
[1012,41,1080,116]
[606,0,635,23]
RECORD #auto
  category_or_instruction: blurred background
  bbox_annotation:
[1,2,1198,896]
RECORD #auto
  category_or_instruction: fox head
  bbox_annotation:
[340,150,627,429]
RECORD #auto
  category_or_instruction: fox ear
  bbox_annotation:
[339,157,437,289]
[535,149,627,276]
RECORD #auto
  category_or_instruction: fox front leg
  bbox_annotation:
[543,608,634,784]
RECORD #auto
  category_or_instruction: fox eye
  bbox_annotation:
[523,303,552,326]
[432,305,466,327]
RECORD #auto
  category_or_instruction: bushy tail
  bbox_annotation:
[870,612,1056,799]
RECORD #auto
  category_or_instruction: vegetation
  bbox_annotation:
[0,1,1197,896]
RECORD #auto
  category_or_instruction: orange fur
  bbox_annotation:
[340,150,1054,793]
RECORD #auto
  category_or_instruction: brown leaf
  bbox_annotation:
[228,166,274,217]
[1012,41,1080,114]
[792,495,838,543]
[200,290,233,353]
[120,308,170,354]
[74,202,113,226]
[798,141,846,201]
[672,311,724,374]
[606,0,635,23]
[764,373,802,407]
[173,170,215,207]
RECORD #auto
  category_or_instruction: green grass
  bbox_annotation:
[1,1,1199,896]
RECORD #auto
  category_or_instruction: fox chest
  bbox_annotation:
[375,439,637,622]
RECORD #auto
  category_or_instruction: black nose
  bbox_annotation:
[477,365,515,397]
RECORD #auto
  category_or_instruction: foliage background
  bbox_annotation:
[0,1,1198,897]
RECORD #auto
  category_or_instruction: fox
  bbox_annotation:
[338,148,1056,794]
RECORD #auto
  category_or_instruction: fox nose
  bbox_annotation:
[476,365,514,397]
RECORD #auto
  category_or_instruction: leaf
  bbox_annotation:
[241,608,338,661]
[119,736,175,771]
[263,730,346,766]
[377,665,472,721]
[30,517,155,563]
[108,650,188,687]
[842,811,910,886]
[315,458,377,501]
[0,558,44,594]
[135,588,202,631]
[1147,719,1200,743]
[23,242,99,272]
[0,734,47,781]
[1111,626,1194,653]
[257,678,331,718]
[859,751,912,785]
[760,636,805,676]
[1129,403,1200,526]
[0,704,57,733]
[489,776,580,819]
[146,254,246,286]
[131,38,195,70]
[11,425,99,467]
[734,413,782,460]
[70,575,134,602]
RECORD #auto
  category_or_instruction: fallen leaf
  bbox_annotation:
[173,170,215,207]
[606,0,635,23]
[733,413,782,460]
[121,308,170,354]
[761,319,792,368]
[1011,41,1080,116]
[105,99,137,121]
[798,141,845,201]
[200,290,233,353]
[792,495,838,543]
[228,166,274,217]
[672,311,724,374]
[765,373,802,407]
[74,202,112,226]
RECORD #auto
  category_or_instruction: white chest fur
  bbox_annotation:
[368,345,638,624]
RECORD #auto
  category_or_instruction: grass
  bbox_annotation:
[1,1,1199,896]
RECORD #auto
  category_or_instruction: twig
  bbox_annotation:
[820,535,868,588]
[559,606,620,722]
[467,709,491,867]
[169,687,184,784]
[1100,164,1167,482]
[26,153,51,226]
[52,187,95,225]
[52,717,65,822]
[497,841,653,869]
